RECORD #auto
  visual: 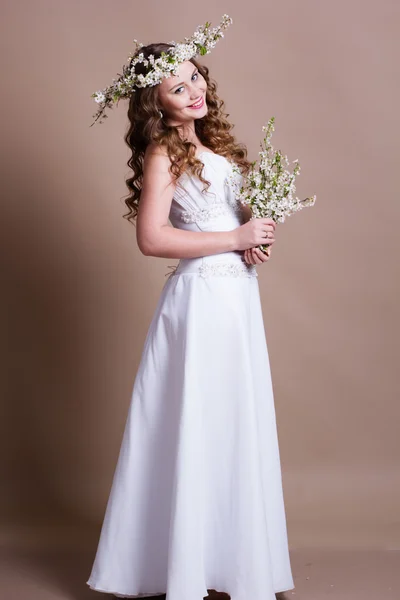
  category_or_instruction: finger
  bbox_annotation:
[261,236,275,245]
[252,247,269,264]
[261,228,275,240]
[260,218,276,230]
[253,247,270,262]
[250,247,265,264]
[247,249,256,264]
[251,249,263,264]
[259,246,272,260]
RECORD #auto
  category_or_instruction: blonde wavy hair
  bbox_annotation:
[123,42,252,224]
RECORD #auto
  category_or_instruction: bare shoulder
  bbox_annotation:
[139,143,177,209]
[143,143,172,174]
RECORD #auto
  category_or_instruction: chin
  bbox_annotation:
[186,105,207,118]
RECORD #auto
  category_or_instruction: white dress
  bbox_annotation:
[86,151,295,600]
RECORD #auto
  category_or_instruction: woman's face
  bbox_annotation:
[157,60,207,125]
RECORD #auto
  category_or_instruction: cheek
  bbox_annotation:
[158,88,182,111]
[169,94,190,110]
[198,75,207,89]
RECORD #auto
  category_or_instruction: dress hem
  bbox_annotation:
[86,580,296,598]
[87,581,165,597]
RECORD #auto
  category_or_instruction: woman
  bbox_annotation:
[87,15,295,600]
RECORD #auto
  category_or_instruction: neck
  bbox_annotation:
[166,119,200,146]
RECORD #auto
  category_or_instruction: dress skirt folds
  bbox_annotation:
[86,152,295,600]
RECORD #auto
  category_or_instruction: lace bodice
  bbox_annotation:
[167,152,258,280]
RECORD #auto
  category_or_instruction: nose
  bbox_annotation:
[189,90,203,102]
[189,83,202,100]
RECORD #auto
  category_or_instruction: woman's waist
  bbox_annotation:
[174,250,258,278]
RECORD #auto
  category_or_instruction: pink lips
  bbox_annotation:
[188,96,204,109]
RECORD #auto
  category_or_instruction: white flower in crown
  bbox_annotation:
[90,14,233,127]
[94,92,106,104]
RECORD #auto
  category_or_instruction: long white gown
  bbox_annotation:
[86,151,295,600]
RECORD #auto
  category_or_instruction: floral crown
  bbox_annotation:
[90,14,233,127]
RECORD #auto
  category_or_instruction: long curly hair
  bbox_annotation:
[122,42,252,225]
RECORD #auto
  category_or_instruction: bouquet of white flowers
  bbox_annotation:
[228,116,317,254]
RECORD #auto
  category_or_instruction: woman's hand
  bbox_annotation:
[243,224,275,264]
[244,245,272,265]
[233,217,276,251]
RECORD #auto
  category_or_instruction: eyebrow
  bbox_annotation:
[168,67,198,92]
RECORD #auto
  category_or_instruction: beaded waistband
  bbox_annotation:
[165,254,258,280]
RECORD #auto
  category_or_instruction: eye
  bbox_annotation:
[174,71,199,94]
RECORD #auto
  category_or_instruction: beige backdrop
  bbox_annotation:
[1,1,399,551]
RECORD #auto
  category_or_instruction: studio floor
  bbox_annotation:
[1,521,399,600]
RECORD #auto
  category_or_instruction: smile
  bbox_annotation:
[188,96,204,109]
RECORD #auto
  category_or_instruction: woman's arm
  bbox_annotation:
[136,146,238,259]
